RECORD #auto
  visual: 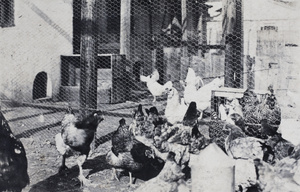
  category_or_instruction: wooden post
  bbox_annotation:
[224,0,243,88]
[73,0,82,54]
[180,0,189,83]
[198,4,211,57]
[80,0,98,116]
[120,0,131,60]
[181,0,188,57]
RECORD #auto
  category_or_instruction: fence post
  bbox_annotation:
[120,0,131,60]
[224,0,243,88]
[181,0,188,57]
[80,0,98,116]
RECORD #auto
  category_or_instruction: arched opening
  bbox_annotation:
[33,72,47,100]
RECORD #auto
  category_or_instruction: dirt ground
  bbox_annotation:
[2,98,166,192]
[1,93,299,192]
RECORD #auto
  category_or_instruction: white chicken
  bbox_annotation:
[193,77,224,112]
[164,87,188,125]
[181,68,203,105]
[140,69,173,103]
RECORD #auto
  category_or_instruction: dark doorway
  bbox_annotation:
[33,72,47,100]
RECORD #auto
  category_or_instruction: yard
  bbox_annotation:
[2,99,167,192]
[1,90,299,192]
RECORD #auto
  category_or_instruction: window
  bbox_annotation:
[0,0,15,28]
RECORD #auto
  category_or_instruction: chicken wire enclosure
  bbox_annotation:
[72,0,244,94]
[2,1,300,191]
[0,0,246,138]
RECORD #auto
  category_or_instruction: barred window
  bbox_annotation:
[0,0,14,28]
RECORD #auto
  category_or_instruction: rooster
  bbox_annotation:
[140,69,173,102]
[55,108,104,186]
[0,111,30,192]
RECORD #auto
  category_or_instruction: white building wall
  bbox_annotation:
[0,0,73,102]
[206,0,299,92]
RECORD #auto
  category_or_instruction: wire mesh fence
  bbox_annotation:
[0,0,299,141]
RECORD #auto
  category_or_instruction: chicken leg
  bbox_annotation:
[59,154,69,174]
[111,168,120,181]
[77,154,95,187]
[128,172,134,187]
[152,96,156,103]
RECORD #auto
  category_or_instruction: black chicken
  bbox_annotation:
[182,101,200,127]
[55,109,104,186]
[106,118,164,187]
[145,106,166,128]
[0,111,29,192]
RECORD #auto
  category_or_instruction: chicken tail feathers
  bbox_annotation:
[0,112,30,191]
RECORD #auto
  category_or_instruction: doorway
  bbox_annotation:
[33,72,47,100]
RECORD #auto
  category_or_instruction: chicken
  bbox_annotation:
[129,104,165,142]
[135,152,187,192]
[189,133,212,154]
[140,69,173,102]
[164,87,188,125]
[254,157,300,192]
[181,68,203,105]
[129,104,146,136]
[106,118,164,187]
[230,113,294,163]
[240,88,281,139]
[0,111,30,192]
[144,106,167,140]
[219,97,243,123]
[226,136,267,160]
[193,77,224,112]
[145,106,166,128]
[55,109,104,186]
[183,77,223,118]
[182,101,201,127]
[201,120,231,152]
[265,132,295,162]
[111,118,134,156]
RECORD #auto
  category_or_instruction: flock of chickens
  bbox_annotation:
[1,67,300,192]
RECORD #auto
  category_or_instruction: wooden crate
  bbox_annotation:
[211,87,268,119]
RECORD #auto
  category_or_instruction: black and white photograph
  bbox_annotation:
[0,0,300,191]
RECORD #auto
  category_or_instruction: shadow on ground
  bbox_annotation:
[28,155,111,192]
